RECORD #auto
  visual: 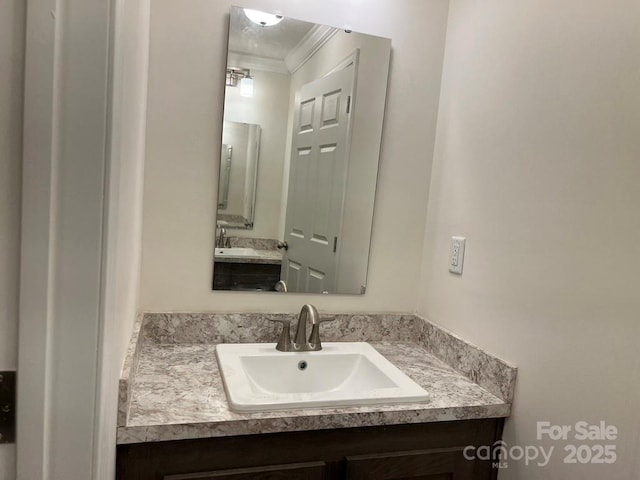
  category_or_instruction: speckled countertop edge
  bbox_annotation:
[117,404,510,444]
[118,312,144,426]
[214,249,282,265]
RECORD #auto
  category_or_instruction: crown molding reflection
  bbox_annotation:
[285,25,340,74]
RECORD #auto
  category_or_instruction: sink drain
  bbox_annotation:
[298,360,308,371]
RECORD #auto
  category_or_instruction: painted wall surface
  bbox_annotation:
[222,69,290,239]
[418,1,640,478]
[141,0,450,312]
[0,0,24,477]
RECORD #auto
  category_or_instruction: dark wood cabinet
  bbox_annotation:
[346,448,474,479]
[213,262,281,291]
[164,461,327,480]
[117,419,504,480]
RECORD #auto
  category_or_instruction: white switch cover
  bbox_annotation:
[449,236,466,275]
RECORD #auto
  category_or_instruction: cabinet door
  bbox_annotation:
[164,461,326,480]
[346,448,474,479]
[212,262,232,289]
[228,263,281,291]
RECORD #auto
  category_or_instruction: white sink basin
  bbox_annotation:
[215,342,430,412]
[215,247,259,257]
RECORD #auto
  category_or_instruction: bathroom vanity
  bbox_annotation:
[118,419,503,479]
[213,261,282,291]
[116,313,516,479]
[212,245,283,291]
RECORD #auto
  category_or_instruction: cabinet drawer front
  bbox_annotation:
[346,447,474,479]
[164,461,326,480]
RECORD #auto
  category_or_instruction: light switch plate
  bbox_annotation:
[449,236,466,275]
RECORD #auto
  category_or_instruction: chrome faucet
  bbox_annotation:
[216,227,230,247]
[294,304,319,348]
[268,304,334,352]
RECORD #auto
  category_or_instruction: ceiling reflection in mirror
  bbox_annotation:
[213,6,391,295]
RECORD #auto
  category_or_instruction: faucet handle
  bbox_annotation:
[266,317,293,352]
[308,316,336,351]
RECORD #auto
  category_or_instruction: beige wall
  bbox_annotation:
[0,0,24,477]
[141,0,450,312]
[418,1,640,478]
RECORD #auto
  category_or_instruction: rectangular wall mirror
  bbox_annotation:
[213,6,391,295]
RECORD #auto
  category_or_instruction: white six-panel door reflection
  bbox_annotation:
[282,62,355,293]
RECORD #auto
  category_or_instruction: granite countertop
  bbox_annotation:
[214,249,282,265]
[117,313,516,445]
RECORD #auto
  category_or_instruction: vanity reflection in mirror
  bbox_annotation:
[213,6,391,295]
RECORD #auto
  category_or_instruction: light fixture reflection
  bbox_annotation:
[244,8,283,27]
[239,76,254,97]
